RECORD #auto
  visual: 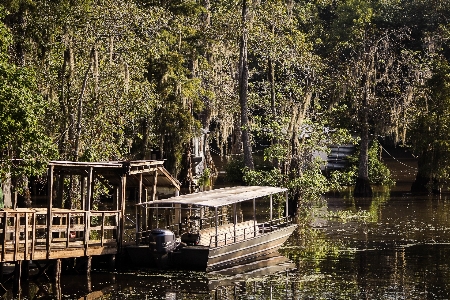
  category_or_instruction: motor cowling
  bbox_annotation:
[149,228,176,253]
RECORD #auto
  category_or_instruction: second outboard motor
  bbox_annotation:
[149,228,176,253]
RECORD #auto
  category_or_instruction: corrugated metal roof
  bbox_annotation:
[141,186,287,208]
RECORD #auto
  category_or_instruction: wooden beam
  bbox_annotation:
[143,189,148,240]
[81,176,86,211]
[31,213,36,260]
[101,212,105,247]
[152,170,158,201]
[270,194,273,224]
[86,167,93,211]
[2,212,7,261]
[84,211,89,256]
[13,214,19,261]
[66,213,71,248]
[119,176,126,250]
[24,213,29,260]
[136,174,143,244]
[253,198,256,237]
[46,165,54,259]
[57,174,64,208]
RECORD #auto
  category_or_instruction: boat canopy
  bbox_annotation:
[140,186,287,208]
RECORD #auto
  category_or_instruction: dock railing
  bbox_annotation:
[0,209,121,262]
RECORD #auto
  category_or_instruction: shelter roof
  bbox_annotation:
[48,160,180,190]
[141,186,287,208]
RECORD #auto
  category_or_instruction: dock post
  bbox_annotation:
[53,260,62,300]
[85,256,92,276]
[108,254,116,271]
[13,260,22,295]
[54,259,61,283]
[21,260,30,281]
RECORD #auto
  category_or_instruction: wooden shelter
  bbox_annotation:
[0,160,180,293]
[46,160,180,248]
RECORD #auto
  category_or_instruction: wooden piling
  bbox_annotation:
[21,260,29,281]
[13,260,22,295]
[54,259,61,283]
[85,256,92,276]
[107,254,115,271]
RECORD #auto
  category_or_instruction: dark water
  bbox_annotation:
[4,151,450,299]
[5,190,450,299]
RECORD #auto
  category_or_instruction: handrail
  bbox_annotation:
[0,209,121,262]
[207,216,292,247]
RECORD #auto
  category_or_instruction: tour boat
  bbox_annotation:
[125,186,297,271]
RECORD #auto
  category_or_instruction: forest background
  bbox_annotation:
[1,0,450,208]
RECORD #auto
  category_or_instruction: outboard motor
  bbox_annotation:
[180,232,200,246]
[149,228,176,253]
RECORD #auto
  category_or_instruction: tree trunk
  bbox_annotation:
[1,175,12,208]
[268,56,279,168]
[73,47,95,161]
[354,82,373,197]
[238,0,254,170]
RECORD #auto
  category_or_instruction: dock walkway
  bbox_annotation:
[0,208,120,262]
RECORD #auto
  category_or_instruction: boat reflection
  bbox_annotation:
[1,255,295,299]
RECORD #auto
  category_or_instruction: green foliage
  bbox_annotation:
[287,158,336,201]
[243,167,287,187]
[367,141,394,185]
[224,157,245,183]
[0,9,56,179]
[2,0,450,194]
[331,140,394,186]
[197,167,211,187]
[409,57,450,191]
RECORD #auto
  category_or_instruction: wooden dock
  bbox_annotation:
[0,208,120,262]
[0,160,180,295]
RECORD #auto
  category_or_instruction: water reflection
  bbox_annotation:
[4,191,450,299]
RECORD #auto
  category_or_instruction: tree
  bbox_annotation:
[323,0,420,196]
[238,0,254,170]
[410,58,450,193]
[0,6,56,207]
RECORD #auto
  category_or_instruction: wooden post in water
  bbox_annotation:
[22,260,30,281]
[54,259,61,283]
[85,256,92,276]
[108,254,116,271]
[13,260,22,295]
[53,259,62,300]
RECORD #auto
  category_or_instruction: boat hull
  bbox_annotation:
[125,224,296,271]
[168,224,297,271]
[206,224,297,271]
